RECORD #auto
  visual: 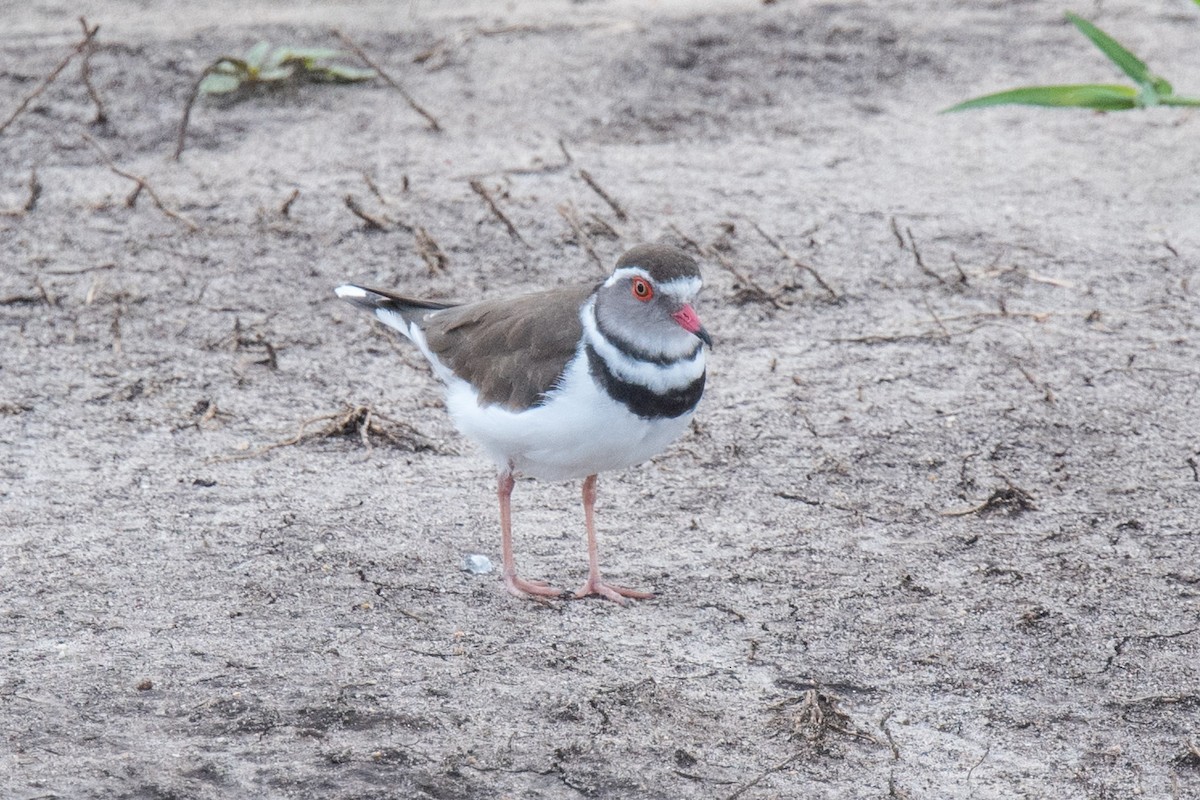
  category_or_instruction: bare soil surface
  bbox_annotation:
[3,1,1199,798]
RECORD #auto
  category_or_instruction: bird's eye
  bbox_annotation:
[631,277,654,301]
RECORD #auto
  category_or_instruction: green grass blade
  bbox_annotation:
[943,84,1139,112]
[1065,12,1155,86]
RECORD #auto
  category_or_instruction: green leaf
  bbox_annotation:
[1065,12,1159,88]
[256,66,296,82]
[310,64,377,83]
[277,47,345,64]
[943,84,1140,112]
[262,46,289,70]
[1160,94,1200,107]
[243,40,272,70]
[199,72,243,94]
[211,58,249,75]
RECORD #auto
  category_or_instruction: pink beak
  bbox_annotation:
[672,304,713,348]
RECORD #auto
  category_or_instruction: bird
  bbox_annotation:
[334,243,711,604]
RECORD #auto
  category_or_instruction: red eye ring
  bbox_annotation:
[631,277,654,301]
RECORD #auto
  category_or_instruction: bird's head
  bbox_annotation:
[594,244,712,358]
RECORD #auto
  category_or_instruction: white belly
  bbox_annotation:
[444,353,695,481]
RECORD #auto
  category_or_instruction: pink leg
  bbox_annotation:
[498,469,562,599]
[574,474,653,604]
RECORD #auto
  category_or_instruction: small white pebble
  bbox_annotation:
[461,554,494,574]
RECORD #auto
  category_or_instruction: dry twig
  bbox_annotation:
[943,484,1036,517]
[586,212,620,240]
[78,17,107,125]
[206,318,278,370]
[415,226,448,273]
[950,253,970,284]
[775,688,879,747]
[557,200,605,273]
[751,221,839,301]
[906,226,947,284]
[343,194,388,231]
[22,168,42,213]
[83,133,199,231]
[173,399,228,432]
[332,28,442,132]
[279,188,300,218]
[578,169,628,221]
[210,404,439,463]
[0,292,47,306]
[362,172,389,205]
[469,179,527,244]
[0,18,100,135]
[0,169,42,217]
[967,744,991,782]
[723,753,803,800]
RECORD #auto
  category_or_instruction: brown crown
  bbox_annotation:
[614,244,700,283]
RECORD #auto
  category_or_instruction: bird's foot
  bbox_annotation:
[573,577,653,605]
[504,572,565,599]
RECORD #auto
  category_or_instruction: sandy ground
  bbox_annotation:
[3,1,1200,797]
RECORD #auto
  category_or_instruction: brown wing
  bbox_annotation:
[421,284,596,411]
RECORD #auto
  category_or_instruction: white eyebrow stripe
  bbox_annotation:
[657,276,703,302]
[604,266,650,288]
[603,269,703,302]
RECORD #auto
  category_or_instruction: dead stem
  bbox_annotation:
[78,17,107,125]
[776,688,879,747]
[906,226,947,284]
[469,179,527,244]
[942,484,1036,517]
[173,398,227,432]
[0,169,41,217]
[279,188,300,218]
[83,133,199,231]
[751,221,839,301]
[578,169,628,221]
[362,172,389,205]
[415,226,448,273]
[343,194,388,231]
[332,28,442,132]
[722,753,803,800]
[209,404,439,463]
[557,200,604,274]
[0,18,100,135]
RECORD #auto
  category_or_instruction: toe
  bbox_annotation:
[505,574,565,599]
[574,579,652,604]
